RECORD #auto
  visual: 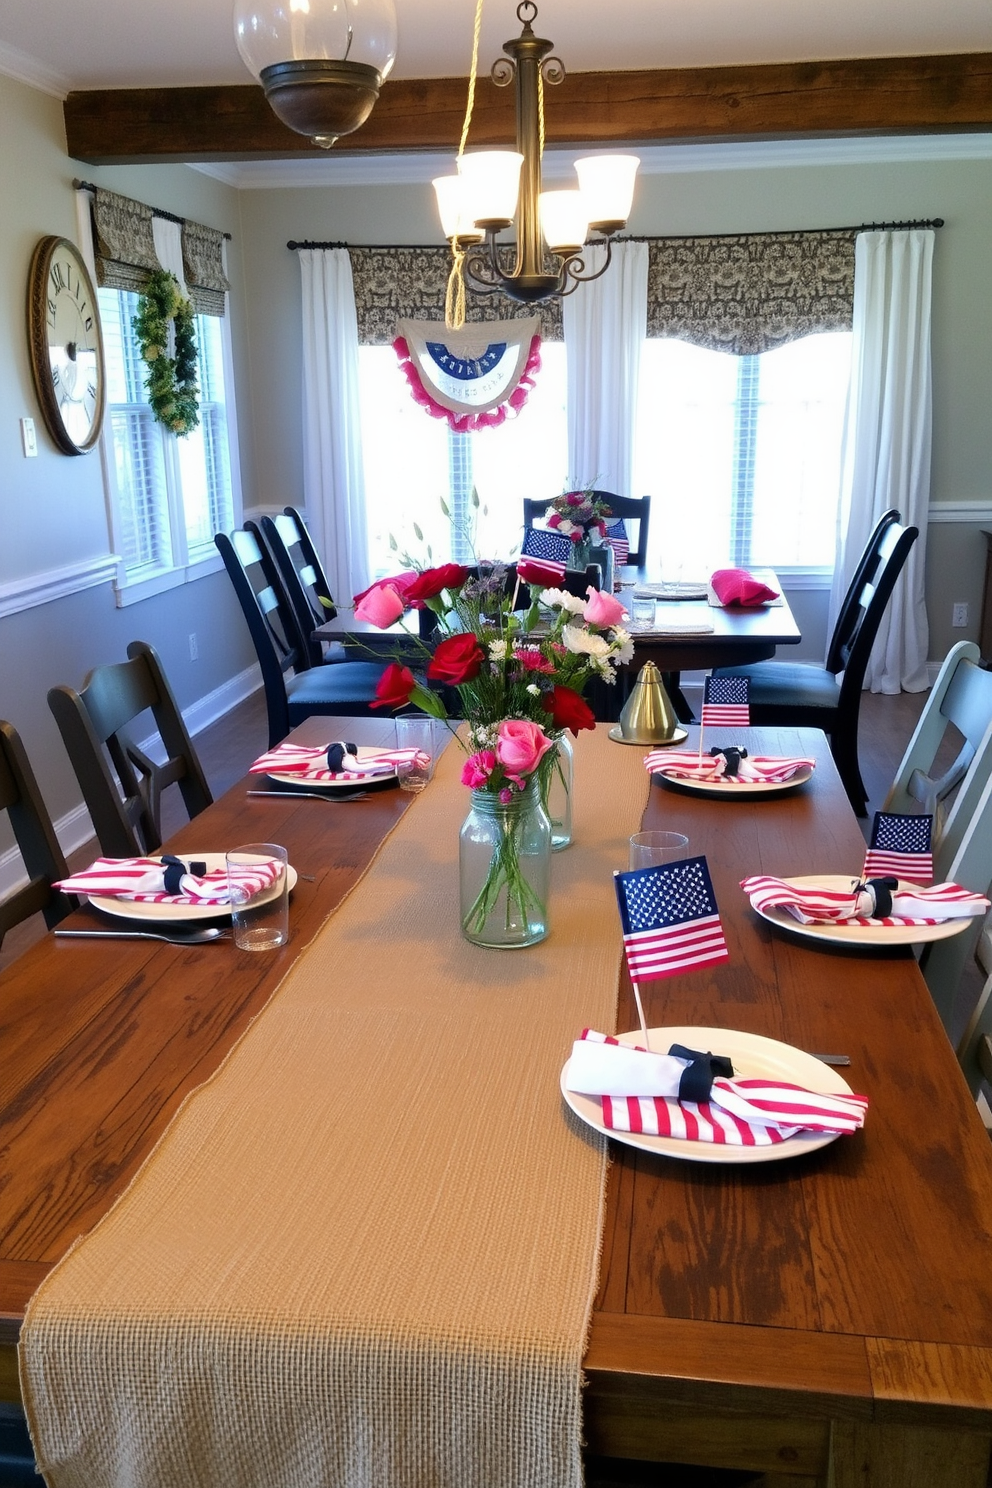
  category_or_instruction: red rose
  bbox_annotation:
[371,662,417,710]
[517,557,566,590]
[427,632,485,685]
[406,564,471,605]
[543,685,596,736]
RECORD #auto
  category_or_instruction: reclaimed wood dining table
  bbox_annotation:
[3,718,992,1486]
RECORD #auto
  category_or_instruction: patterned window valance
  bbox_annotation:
[91,188,159,294]
[349,246,563,344]
[182,220,230,317]
[646,231,856,356]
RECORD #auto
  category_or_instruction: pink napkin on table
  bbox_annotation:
[741,874,990,927]
[645,750,814,784]
[250,741,428,783]
[567,1030,868,1146]
[710,568,780,607]
[54,855,282,906]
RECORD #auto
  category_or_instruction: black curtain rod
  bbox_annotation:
[287,218,943,252]
[73,179,233,239]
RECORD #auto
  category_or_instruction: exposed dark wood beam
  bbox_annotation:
[64,52,992,164]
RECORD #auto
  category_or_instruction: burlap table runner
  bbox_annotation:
[20,727,650,1488]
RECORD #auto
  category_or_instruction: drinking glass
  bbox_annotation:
[226,842,289,951]
[395,716,437,793]
[628,831,690,871]
[630,594,655,630]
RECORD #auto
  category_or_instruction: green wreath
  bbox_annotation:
[133,269,200,436]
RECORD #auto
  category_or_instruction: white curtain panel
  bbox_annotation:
[299,248,371,604]
[562,240,648,496]
[151,218,187,292]
[830,229,933,693]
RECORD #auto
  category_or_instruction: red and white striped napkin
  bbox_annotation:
[645,751,815,784]
[250,741,429,783]
[53,856,282,906]
[568,1030,868,1146]
[741,874,990,926]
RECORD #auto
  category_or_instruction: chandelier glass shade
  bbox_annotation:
[234,0,397,148]
[432,1,639,305]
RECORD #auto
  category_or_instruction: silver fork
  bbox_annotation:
[246,790,369,803]
[56,927,229,945]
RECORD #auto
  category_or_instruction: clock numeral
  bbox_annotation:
[50,261,67,293]
[86,382,97,405]
[83,315,93,333]
[47,296,57,326]
[52,366,61,387]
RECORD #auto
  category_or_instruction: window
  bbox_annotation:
[98,288,238,603]
[633,333,852,577]
[359,342,568,575]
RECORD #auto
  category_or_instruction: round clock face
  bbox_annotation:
[27,235,106,455]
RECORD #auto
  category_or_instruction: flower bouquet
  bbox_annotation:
[544,485,614,574]
[353,556,633,946]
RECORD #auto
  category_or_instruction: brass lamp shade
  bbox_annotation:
[260,59,384,148]
[609,662,687,746]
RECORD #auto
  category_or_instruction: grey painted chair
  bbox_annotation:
[0,720,76,947]
[919,766,992,1034]
[48,641,213,857]
[713,513,918,816]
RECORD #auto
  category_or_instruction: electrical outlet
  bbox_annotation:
[20,417,37,457]
[188,632,198,660]
[953,602,969,628]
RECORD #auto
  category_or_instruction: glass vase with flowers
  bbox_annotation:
[544,485,614,573]
[352,553,633,945]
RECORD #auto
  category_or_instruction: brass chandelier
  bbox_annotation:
[433,1,639,312]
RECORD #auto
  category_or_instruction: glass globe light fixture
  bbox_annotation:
[234,0,398,149]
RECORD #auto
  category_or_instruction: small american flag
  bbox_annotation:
[521,527,573,566]
[614,856,729,984]
[862,811,934,884]
[605,519,630,567]
[701,675,750,727]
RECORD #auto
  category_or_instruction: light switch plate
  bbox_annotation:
[20,417,37,457]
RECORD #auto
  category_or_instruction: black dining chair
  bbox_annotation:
[215,528,390,748]
[0,720,76,948]
[713,512,918,816]
[48,641,214,858]
[523,492,652,568]
[259,509,350,669]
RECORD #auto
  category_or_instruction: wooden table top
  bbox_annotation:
[4,719,992,1484]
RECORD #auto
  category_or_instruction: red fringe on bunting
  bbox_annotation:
[392,335,542,433]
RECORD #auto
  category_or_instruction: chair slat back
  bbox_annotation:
[825,509,901,675]
[832,519,918,703]
[0,721,75,947]
[48,642,212,858]
[261,512,332,668]
[920,764,992,1032]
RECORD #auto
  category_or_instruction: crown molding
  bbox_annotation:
[0,40,70,99]
[192,131,992,191]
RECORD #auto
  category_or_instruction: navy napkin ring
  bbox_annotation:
[325,740,359,773]
[668,1043,735,1103]
[160,854,206,894]
[856,875,899,917]
[709,745,749,777]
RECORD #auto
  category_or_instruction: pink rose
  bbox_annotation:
[353,572,417,606]
[354,583,405,628]
[461,749,496,788]
[583,586,626,627]
[495,718,554,787]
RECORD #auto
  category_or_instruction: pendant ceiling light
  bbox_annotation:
[234,0,397,149]
[433,0,639,316]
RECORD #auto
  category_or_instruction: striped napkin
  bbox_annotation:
[568,1030,868,1146]
[741,874,990,926]
[645,750,815,784]
[54,855,283,906]
[250,741,428,783]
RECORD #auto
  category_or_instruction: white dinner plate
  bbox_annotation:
[752,874,975,947]
[561,1025,854,1165]
[267,745,398,791]
[88,853,298,923]
[653,762,814,798]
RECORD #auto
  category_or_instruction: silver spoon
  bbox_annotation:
[55,927,228,945]
[246,790,369,803]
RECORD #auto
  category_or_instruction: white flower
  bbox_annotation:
[563,625,612,658]
[488,639,508,660]
[526,683,541,696]
[610,626,635,665]
[539,588,586,614]
[558,518,578,537]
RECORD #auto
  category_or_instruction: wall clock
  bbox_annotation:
[26,235,106,455]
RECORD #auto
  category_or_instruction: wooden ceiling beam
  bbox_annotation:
[64,52,992,164]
